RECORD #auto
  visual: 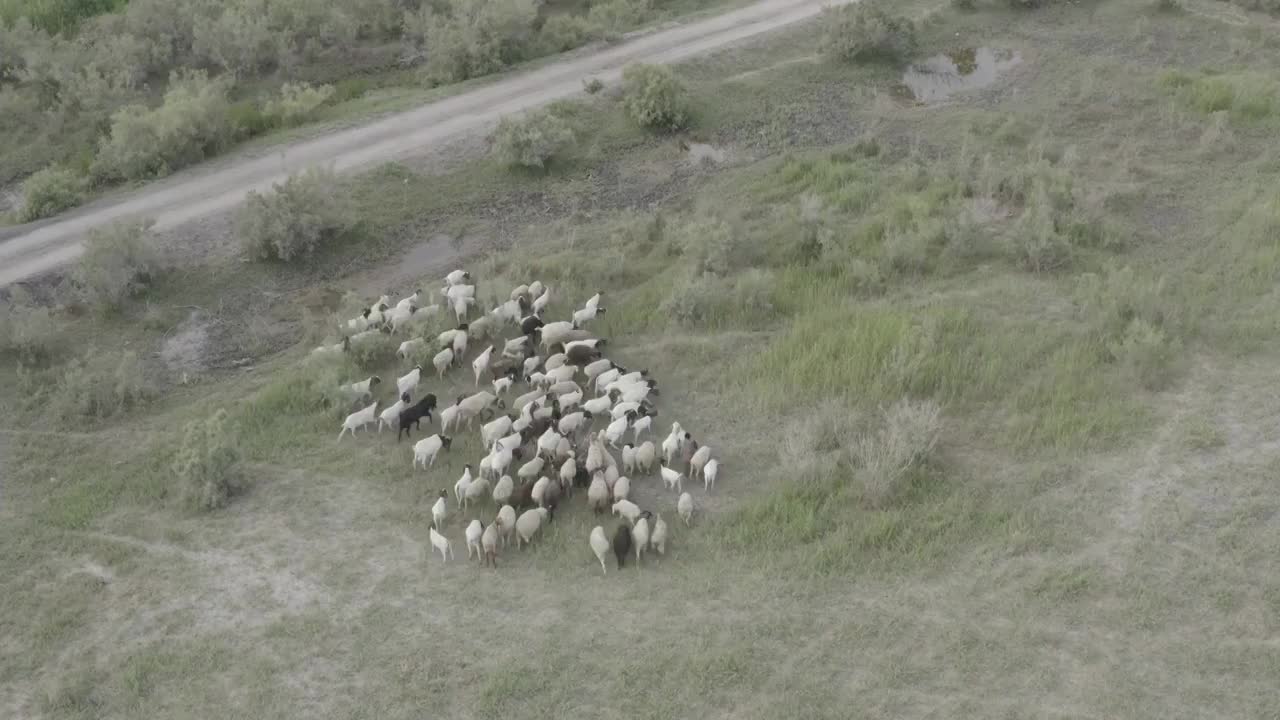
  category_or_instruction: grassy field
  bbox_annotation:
[5,0,1280,717]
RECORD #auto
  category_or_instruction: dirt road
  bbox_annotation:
[0,0,839,287]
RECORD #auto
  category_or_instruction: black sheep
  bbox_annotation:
[521,314,545,337]
[612,524,632,569]
[565,343,602,365]
[397,393,438,441]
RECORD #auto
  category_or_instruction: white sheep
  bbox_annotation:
[439,402,460,434]
[495,504,517,547]
[632,515,650,565]
[689,445,712,481]
[429,526,453,562]
[397,338,425,359]
[465,519,483,561]
[481,415,514,449]
[572,305,606,328]
[531,476,551,507]
[678,492,694,526]
[588,474,610,513]
[396,290,422,310]
[504,335,530,357]
[493,475,514,506]
[412,434,450,469]
[564,338,604,352]
[558,411,588,436]
[516,507,549,548]
[544,353,567,371]
[517,456,545,483]
[650,513,667,556]
[547,381,580,398]
[521,355,543,380]
[704,458,719,491]
[612,499,641,525]
[622,444,636,474]
[457,391,501,429]
[532,286,551,315]
[496,432,523,453]
[310,337,349,358]
[613,476,630,503]
[589,526,611,575]
[545,364,577,385]
[464,475,490,510]
[513,389,545,412]
[660,463,684,493]
[528,280,545,298]
[559,455,576,490]
[559,389,583,412]
[377,393,410,432]
[585,437,606,475]
[595,368,621,394]
[604,463,620,492]
[609,401,641,420]
[386,305,417,334]
[451,325,469,358]
[630,415,652,441]
[584,291,602,310]
[509,284,530,301]
[538,321,575,349]
[451,294,473,323]
[537,426,561,459]
[341,375,382,402]
[445,269,470,286]
[472,345,493,386]
[433,347,454,378]
[337,400,379,440]
[468,313,499,342]
[454,465,474,503]
[481,521,499,567]
[493,376,514,396]
[431,492,448,528]
[444,283,476,302]
[583,358,613,383]
[604,415,628,448]
[397,365,423,397]
[582,395,612,417]
[345,309,373,333]
[661,433,680,465]
[635,441,656,475]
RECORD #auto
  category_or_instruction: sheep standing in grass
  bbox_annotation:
[704,458,719,491]
[445,269,471,286]
[622,443,636,474]
[429,527,453,562]
[604,414,628,448]
[439,401,461,434]
[635,441,656,475]
[398,338,425,359]
[495,504,516,547]
[516,507,549,548]
[559,455,576,492]
[582,395,612,417]
[473,345,493,386]
[464,475,490,510]
[377,392,412,432]
[612,499,641,525]
[431,490,449,528]
[612,524,632,569]
[433,347,454,378]
[387,304,418,334]
[632,513,651,566]
[689,445,711,482]
[341,376,382,402]
[482,521,499,568]
[678,492,694,526]
[589,526,611,575]
[572,305,606,328]
[493,375,515,396]
[465,520,483,561]
[454,465,474,503]
[493,475,514,506]
[630,415,652,442]
[612,476,630,503]
[338,401,379,440]
[660,461,684,493]
[482,414,514,449]
[650,513,667,556]
[397,365,423,397]
[412,434,452,468]
[517,456,545,484]
[588,474,609,514]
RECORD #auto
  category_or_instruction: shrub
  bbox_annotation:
[237,166,354,262]
[174,408,243,511]
[48,349,151,421]
[820,1,917,64]
[621,63,688,130]
[265,82,335,126]
[419,0,539,85]
[73,219,162,310]
[583,77,605,94]
[0,287,55,362]
[226,100,276,138]
[490,110,576,170]
[191,6,280,75]
[586,0,651,37]
[19,166,85,222]
[857,398,942,508]
[952,0,977,9]
[1108,317,1180,391]
[538,14,598,53]
[91,70,233,182]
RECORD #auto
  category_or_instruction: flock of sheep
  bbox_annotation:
[316,269,720,573]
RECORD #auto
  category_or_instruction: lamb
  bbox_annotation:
[612,475,630,503]
[531,286,551,315]
[341,375,382,402]
[397,394,438,441]
[492,375,515,396]
[472,345,493,386]
[396,366,423,397]
[397,338,425,359]
[660,462,685,493]
[445,269,471,286]
[622,444,636,474]
[433,347,454,378]
[689,445,712,481]
[492,475,514,506]
[630,415,652,442]
[481,521,499,568]
[337,400,379,440]
[378,392,412,432]
[703,458,719,491]
[612,499,641,525]
[431,490,448,528]
[515,507,549,548]
[589,526,611,575]
[584,291,603,310]
[588,474,610,514]
[572,305,606,328]
[612,524,632,569]
[310,336,351,358]
[632,513,651,565]
[412,434,451,469]
[396,290,422,310]
[678,492,694,526]
[453,465,473,503]
[650,513,667,556]
[495,504,517,547]
[661,433,680,465]
[464,476,491,508]
[635,441,656,475]
[465,519,484,561]
[429,526,453,562]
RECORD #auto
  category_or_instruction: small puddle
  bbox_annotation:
[900,47,1022,104]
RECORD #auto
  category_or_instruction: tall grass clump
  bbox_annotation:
[72,218,162,311]
[1075,264,1184,390]
[238,166,354,262]
[819,1,917,64]
[18,165,85,222]
[490,110,576,170]
[857,398,942,508]
[265,82,335,127]
[1160,71,1278,122]
[621,63,688,131]
[0,287,55,363]
[413,0,540,84]
[174,408,243,511]
[48,349,151,421]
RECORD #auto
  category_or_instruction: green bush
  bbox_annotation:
[191,5,280,75]
[19,166,85,222]
[265,82,335,126]
[237,166,354,262]
[48,348,151,421]
[0,287,55,362]
[91,70,234,182]
[174,408,243,511]
[819,1,917,64]
[621,63,688,131]
[73,218,162,311]
[417,0,540,85]
[538,14,598,53]
[0,0,124,35]
[490,110,576,170]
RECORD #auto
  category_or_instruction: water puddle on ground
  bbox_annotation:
[899,47,1022,104]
